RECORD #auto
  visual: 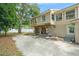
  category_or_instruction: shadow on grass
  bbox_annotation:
[0,33,19,37]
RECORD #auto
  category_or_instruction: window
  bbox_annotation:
[69,26,74,33]
[32,18,37,24]
[67,23,75,34]
[66,10,75,19]
[34,18,37,23]
[56,13,62,21]
[42,15,45,21]
[52,14,54,20]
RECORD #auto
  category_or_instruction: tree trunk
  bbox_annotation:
[18,19,22,33]
[18,16,23,34]
[4,28,8,36]
[4,31,7,36]
[0,31,1,36]
[18,25,22,33]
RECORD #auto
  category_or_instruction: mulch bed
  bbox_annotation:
[0,36,22,56]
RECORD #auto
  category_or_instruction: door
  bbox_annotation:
[64,23,75,42]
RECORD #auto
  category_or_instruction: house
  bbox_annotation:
[31,3,79,43]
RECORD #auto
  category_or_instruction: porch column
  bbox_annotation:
[63,12,66,21]
[75,7,78,19]
[77,7,79,19]
[39,27,42,34]
[34,27,37,34]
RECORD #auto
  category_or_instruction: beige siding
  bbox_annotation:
[75,23,79,43]
[54,24,67,37]
[47,26,56,35]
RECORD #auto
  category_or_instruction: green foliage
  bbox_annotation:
[16,3,40,33]
[29,4,40,17]
[0,3,17,36]
[16,3,40,25]
[0,3,40,34]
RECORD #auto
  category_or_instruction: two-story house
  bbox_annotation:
[31,3,79,43]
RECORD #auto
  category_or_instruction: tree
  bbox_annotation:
[16,3,40,33]
[0,3,17,36]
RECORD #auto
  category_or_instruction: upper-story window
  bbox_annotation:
[52,14,54,20]
[42,15,46,21]
[34,18,37,23]
[66,9,75,19]
[31,18,37,24]
[56,13,62,21]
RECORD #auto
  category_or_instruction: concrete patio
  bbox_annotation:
[13,35,79,56]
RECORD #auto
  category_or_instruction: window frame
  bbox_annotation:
[66,9,75,20]
[56,13,62,21]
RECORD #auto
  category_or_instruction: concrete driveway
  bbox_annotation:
[13,35,79,56]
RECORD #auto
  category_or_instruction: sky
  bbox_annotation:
[38,3,75,12]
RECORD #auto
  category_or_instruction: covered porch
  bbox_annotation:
[34,24,56,36]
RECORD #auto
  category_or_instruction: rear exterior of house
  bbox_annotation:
[31,4,79,43]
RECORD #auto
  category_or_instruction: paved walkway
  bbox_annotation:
[13,35,79,56]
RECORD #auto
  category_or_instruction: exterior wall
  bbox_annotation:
[75,22,79,43]
[47,26,56,36]
[54,24,67,37]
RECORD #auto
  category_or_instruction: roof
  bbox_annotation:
[54,3,79,13]
[32,9,58,19]
[32,3,79,19]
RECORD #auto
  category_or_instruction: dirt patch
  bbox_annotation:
[0,36,22,56]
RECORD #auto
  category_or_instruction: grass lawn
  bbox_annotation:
[0,33,22,56]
